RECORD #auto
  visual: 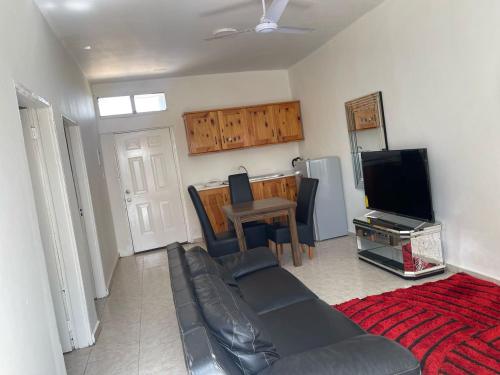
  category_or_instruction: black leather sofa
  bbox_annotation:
[167,242,420,375]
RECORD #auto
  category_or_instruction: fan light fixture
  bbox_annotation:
[206,0,314,41]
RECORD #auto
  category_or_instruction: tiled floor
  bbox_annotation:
[65,235,451,375]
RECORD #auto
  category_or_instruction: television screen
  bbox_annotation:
[361,149,434,222]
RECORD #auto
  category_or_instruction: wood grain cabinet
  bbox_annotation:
[274,102,304,142]
[218,109,249,150]
[184,101,303,155]
[184,111,221,154]
[245,105,277,146]
[198,176,298,234]
[198,187,230,234]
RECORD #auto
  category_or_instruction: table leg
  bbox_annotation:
[233,217,247,252]
[287,208,302,266]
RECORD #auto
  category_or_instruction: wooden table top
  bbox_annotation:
[222,197,296,218]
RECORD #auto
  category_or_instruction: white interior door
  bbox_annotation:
[20,109,73,352]
[63,120,107,298]
[115,128,187,252]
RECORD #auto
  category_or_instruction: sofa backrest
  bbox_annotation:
[167,242,242,375]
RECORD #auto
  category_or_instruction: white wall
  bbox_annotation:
[94,71,300,254]
[289,0,500,280]
[0,0,117,373]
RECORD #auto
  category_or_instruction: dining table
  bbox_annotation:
[222,197,302,267]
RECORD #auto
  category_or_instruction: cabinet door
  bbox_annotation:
[261,179,288,199]
[274,102,304,142]
[184,111,221,154]
[198,187,230,234]
[284,176,298,201]
[218,109,248,150]
[246,105,277,146]
[250,181,264,201]
[261,178,288,223]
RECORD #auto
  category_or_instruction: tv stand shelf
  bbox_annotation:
[354,212,445,279]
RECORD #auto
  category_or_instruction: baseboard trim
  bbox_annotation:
[446,263,499,283]
[92,319,101,343]
[106,253,120,293]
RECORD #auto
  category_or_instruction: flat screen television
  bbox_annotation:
[361,149,434,222]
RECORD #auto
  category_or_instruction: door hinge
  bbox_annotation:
[79,208,84,217]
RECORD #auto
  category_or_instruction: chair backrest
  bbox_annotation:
[228,173,254,204]
[188,186,216,242]
[296,177,319,225]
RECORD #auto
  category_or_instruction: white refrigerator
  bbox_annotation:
[294,156,348,241]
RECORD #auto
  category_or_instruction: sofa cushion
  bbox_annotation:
[237,267,317,314]
[259,299,365,357]
[259,334,420,375]
[193,273,280,374]
[185,246,238,287]
[218,247,279,279]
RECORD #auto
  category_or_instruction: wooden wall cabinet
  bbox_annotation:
[245,105,277,146]
[184,111,221,154]
[184,101,303,155]
[274,102,303,142]
[198,176,298,234]
[218,108,248,150]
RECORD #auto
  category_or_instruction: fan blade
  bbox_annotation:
[276,26,314,34]
[266,0,290,23]
[205,29,254,41]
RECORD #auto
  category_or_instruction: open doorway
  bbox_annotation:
[19,107,74,352]
[63,118,108,299]
[16,85,99,354]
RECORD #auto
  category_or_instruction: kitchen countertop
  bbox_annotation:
[194,170,298,191]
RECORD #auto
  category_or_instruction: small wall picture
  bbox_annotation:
[345,92,385,132]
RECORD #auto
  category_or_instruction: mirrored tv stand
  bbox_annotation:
[354,211,445,279]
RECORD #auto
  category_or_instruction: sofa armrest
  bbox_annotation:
[260,334,420,375]
[218,247,278,279]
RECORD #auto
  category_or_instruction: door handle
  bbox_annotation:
[125,189,131,194]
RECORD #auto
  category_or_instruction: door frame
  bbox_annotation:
[20,107,74,352]
[16,84,97,349]
[113,126,191,252]
[63,118,108,298]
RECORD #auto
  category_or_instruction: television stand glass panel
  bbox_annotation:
[354,212,445,279]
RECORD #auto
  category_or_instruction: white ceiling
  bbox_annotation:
[35,0,383,82]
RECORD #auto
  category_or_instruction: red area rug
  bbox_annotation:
[335,273,500,374]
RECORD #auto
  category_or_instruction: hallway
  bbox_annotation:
[64,250,185,375]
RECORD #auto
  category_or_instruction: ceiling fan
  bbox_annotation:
[205,0,314,41]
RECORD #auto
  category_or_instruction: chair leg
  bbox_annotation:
[278,243,284,256]
[301,244,306,253]
[308,245,314,259]
[270,241,281,263]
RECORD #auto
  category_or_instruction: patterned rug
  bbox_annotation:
[335,273,499,374]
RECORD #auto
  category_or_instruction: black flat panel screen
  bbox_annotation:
[361,149,434,222]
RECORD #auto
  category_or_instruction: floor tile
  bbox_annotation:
[84,354,139,375]
[64,347,91,375]
[65,236,453,375]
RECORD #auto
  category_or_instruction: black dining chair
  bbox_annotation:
[266,177,319,260]
[188,185,267,258]
[227,173,268,249]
